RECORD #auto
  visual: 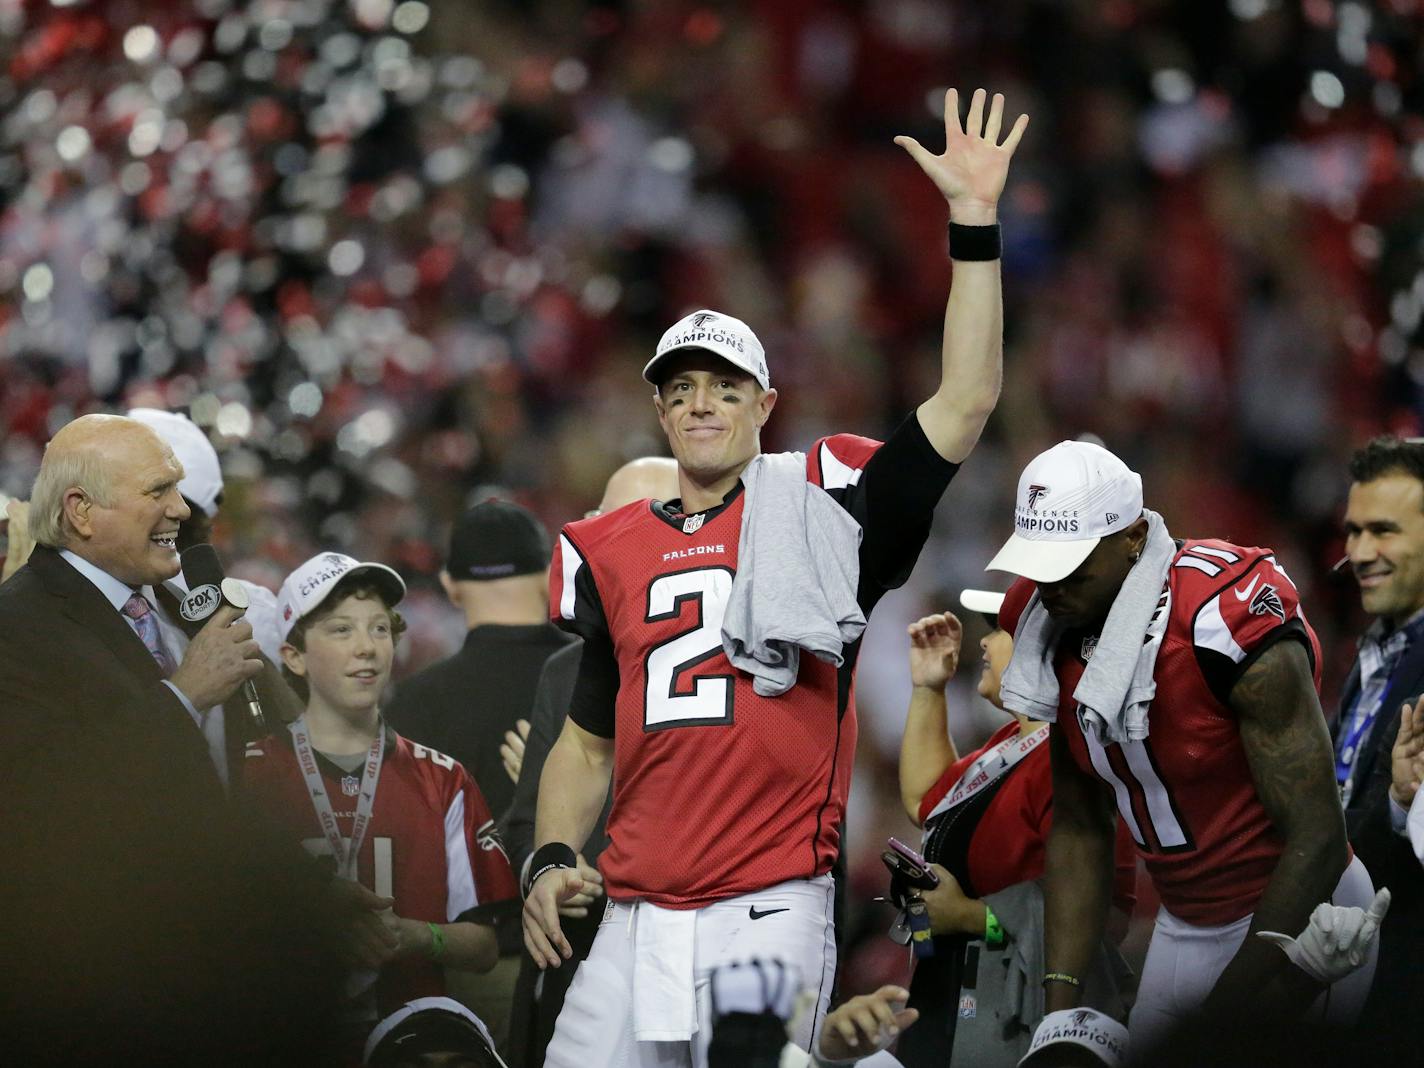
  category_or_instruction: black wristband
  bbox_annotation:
[524,842,577,897]
[947,221,1002,261]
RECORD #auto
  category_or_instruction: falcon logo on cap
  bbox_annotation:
[692,312,718,329]
[1071,1010,1094,1027]
[1026,484,1050,511]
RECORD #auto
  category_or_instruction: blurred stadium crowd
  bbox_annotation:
[1,0,1422,1001]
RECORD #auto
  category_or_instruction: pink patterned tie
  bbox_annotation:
[122,593,174,676]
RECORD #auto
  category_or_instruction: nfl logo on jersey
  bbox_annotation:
[341,775,361,797]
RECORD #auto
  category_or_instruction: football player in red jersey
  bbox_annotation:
[243,552,518,1041]
[985,440,1378,1059]
[521,88,1030,1068]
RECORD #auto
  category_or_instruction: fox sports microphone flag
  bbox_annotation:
[178,543,228,635]
[180,542,268,732]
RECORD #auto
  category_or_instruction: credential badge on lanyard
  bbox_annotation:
[923,724,1050,825]
[291,716,386,882]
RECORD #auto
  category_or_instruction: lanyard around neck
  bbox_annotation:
[291,716,386,881]
[924,723,1049,826]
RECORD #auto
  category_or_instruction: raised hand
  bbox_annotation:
[907,612,963,690]
[895,88,1029,222]
[1390,696,1424,807]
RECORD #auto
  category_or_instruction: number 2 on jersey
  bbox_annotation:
[644,567,735,731]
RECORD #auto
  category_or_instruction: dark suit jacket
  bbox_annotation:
[501,639,612,1068]
[0,546,342,1065]
[500,639,611,874]
[1335,637,1424,1054]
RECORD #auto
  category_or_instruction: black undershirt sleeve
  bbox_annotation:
[566,625,619,739]
[847,412,960,597]
[553,529,620,739]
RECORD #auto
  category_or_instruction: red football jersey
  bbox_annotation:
[918,721,1138,913]
[551,422,958,907]
[1000,539,1323,926]
[242,725,518,1015]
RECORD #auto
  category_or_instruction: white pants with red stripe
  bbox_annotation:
[543,874,837,1068]
[1129,855,1378,1053]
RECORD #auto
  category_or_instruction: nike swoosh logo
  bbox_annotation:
[748,906,790,920]
[1233,575,1260,602]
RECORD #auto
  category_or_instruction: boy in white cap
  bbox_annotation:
[242,552,518,1046]
[986,439,1381,1056]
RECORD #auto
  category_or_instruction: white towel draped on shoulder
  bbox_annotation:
[721,452,865,697]
[999,509,1175,745]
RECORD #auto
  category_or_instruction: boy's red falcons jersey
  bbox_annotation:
[551,418,958,907]
[242,726,518,1014]
[1000,538,1323,926]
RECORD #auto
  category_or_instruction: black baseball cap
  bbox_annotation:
[447,499,551,581]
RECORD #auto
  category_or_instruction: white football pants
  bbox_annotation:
[1129,854,1378,1054]
[544,874,836,1068]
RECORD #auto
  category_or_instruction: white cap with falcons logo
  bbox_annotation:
[276,551,406,641]
[642,309,770,391]
[987,440,1143,584]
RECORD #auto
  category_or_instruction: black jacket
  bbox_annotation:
[1335,635,1424,1055]
[385,621,577,820]
[0,547,342,1064]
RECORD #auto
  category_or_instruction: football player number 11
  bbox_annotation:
[644,567,736,731]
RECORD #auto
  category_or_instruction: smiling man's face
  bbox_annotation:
[652,349,777,488]
[1345,473,1424,626]
[79,428,190,587]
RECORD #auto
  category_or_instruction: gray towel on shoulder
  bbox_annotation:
[720,452,865,697]
[999,509,1175,743]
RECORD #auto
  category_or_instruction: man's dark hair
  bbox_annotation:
[281,575,406,703]
[1348,436,1424,489]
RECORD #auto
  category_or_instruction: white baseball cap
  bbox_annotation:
[960,588,1006,619]
[986,440,1143,584]
[642,309,770,391]
[276,551,406,641]
[1019,1008,1128,1067]
[127,407,224,517]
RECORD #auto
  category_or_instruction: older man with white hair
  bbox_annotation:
[0,413,322,1064]
[4,407,301,782]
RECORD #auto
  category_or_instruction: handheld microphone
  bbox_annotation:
[179,543,268,734]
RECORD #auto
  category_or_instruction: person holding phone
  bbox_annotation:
[895,593,1137,1067]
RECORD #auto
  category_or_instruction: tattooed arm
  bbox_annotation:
[1204,639,1349,1018]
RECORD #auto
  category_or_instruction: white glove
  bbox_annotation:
[709,957,803,1024]
[1256,888,1391,983]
